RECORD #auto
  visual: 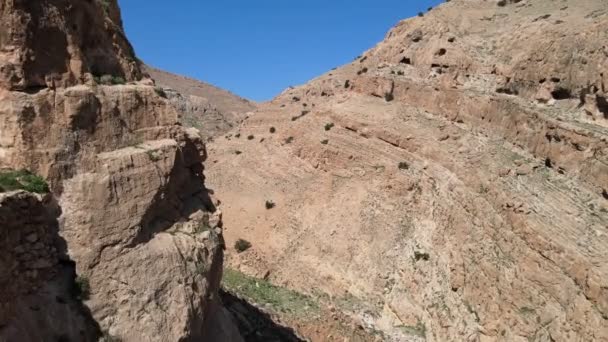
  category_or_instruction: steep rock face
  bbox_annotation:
[0,191,98,341]
[0,0,142,90]
[207,0,608,341]
[0,1,242,341]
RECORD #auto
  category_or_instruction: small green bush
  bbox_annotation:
[414,251,430,261]
[111,76,126,85]
[234,239,252,253]
[0,170,49,194]
[74,275,90,300]
[154,86,167,98]
[265,200,275,209]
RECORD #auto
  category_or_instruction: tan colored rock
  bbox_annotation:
[204,0,608,341]
[0,0,243,341]
[0,0,143,91]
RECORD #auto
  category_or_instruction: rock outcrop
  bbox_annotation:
[0,0,142,91]
[207,0,608,341]
[0,0,242,341]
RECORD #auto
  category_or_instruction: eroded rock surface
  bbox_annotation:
[0,0,242,341]
[207,0,608,341]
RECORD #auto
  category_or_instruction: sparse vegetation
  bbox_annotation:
[0,169,49,194]
[222,268,319,317]
[398,162,409,170]
[324,123,335,131]
[285,136,294,144]
[357,67,369,75]
[400,320,427,338]
[94,74,126,86]
[154,86,167,98]
[111,76,126,85]
[384,92,394,102]
[145,150,161,162]
[418,12,424,17]
[234,239,252,253]
[270,127,276,133]
[74,275,90,300]
[321,139,329,145]
[414,251,430,261]
[478,184,490,194]
[265,200,276,209]
[291,110,310,121]
[247,135,255,140]
[235,150,242,155]
[235,133,241,138]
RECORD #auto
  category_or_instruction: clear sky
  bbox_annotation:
[119,1,443,101]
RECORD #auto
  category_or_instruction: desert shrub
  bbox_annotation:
[247,135,255,140]
[414,251,430,261]
[154,86,167,98]
[146,150,161,162]
[111,76,126,85]
[0,170,49,194]
[235,150,242,155]
[270,127,276,133]
[321,139,329,145]
[324,123,335,131]
[265,200,275,209]
[285,137,294,144]
[385,92,395,102]
[234,239,252,253]
[398,162,409,170]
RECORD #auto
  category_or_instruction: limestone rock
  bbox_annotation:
[205,0,608,340]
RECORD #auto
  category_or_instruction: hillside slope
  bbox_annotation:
[207,0,608,341]
[145,65,256,139]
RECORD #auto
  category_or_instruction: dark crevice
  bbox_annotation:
[597,95,608,118]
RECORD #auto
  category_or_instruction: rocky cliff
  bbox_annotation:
[207,0,608,341]
[0,0,242,341]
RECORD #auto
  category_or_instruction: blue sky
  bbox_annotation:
[119,0,442,101]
